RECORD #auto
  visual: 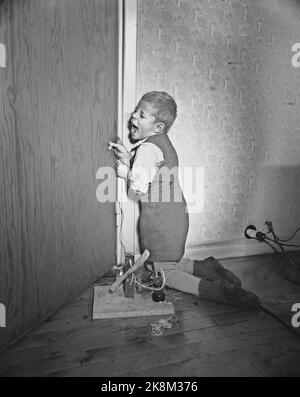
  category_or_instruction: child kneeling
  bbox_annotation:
[109,91,260,310]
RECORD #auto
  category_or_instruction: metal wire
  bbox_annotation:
[255,236,279,255]
[264,236,299,267]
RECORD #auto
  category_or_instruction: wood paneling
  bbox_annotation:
[0,0,118,353]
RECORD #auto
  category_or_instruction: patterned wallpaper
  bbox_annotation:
[136,0,300,248]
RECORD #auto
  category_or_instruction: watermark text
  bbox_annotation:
[0,303,6,328]
[291,43,300,68]
[291,303,300,328]
[0,43,6,68]
[96,166,204,214]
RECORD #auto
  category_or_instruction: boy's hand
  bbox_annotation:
[116,160,129,179]
[108,138,131,165]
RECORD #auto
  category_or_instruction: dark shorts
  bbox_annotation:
[139,201,189,262]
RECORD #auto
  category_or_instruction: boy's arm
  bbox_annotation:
[128,143,163,196]
[116,160,130,180]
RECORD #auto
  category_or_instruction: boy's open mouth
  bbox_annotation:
[130,121,138,133]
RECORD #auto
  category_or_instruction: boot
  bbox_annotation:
[198,278,261,310]
[193,256,242,287]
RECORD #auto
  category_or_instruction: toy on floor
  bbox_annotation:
[93,250,175,320]
[109,249,150,293]
[110,250,167,304]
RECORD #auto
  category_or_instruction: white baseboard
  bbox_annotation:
[133,239,300,262]
[185,238,300,260]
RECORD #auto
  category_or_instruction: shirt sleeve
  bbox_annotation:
[128,142,164,195]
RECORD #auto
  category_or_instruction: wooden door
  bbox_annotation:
[0,0,118,353]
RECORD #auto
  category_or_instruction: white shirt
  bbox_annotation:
[118,138,164,196]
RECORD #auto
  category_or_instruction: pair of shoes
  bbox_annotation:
[198,278,261,310]
[193,256,242,287]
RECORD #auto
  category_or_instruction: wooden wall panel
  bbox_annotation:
[0,0,118,353]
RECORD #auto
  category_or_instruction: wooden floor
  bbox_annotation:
[0,253,300,377]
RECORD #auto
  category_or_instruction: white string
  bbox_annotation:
[149,293,182,336]
[132,266,166,291]
[150,313,178,336]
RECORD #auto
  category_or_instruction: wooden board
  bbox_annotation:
[93,286,174,319]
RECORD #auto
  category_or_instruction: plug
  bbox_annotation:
[265,221,273,233]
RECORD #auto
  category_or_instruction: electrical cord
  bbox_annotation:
[248,238,299,335]
[261,238,279,255]
[272,226,300,243]
[266,235,300,248]
[247,223,300,337]
[131,266,166,291]
[247,222,300,268]
[259,304,300,337]
[264,236,300,267]
[118,201,127,257]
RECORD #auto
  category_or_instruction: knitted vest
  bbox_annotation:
[140,134,185,204]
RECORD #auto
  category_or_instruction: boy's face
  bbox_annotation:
[130,101,163,141]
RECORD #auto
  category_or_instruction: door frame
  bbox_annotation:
[116,0,138,265]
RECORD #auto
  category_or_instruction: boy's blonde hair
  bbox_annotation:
[139,91,177,132]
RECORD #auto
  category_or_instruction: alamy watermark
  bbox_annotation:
[0,43,6,68]
[96,166,204,214]
[0,303,6,328]
[291,43,300,68]
[291,303,300,328]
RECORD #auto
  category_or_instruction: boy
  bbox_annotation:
[109,91,260,309]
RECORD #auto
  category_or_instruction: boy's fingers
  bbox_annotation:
[108,142,121,151]
[108,141,125,151]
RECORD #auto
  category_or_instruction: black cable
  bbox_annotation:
[260,304,300,337]
[266,235,299,265]
[265,236,300,267]
[274,242,300,248]
[261,237,280,255]
[267,233,300,248]
[282,253,299,268]
[272,226,300,243]
[265,236,285,252]
[248,223,300,337]
[260,236,299,334]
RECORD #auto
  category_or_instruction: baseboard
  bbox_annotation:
[185,238,300,260]
[133,239,300,262]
